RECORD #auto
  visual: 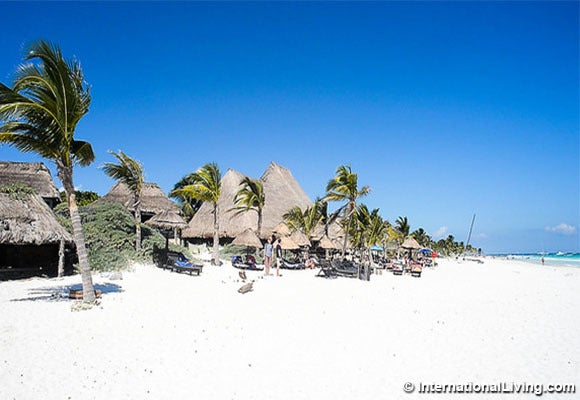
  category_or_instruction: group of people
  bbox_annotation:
[263,235,283,276]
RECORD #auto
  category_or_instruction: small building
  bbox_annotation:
[0,161,61,209]
[95,181,181,221]
[0,190,74,280]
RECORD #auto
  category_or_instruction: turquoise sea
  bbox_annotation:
[493,252,580,268]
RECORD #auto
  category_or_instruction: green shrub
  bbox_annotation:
[54,202,190,272]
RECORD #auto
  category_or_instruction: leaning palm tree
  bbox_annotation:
[101,150,144,250]
[0,40,96,302]
[324,165,370,257]
[170,163,222,265]
[231,176,265,237]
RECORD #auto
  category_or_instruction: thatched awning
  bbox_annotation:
[290,230,310,247]
[0,192,72,245]
[96,181,180,215]
[401,237,421,250]
[318,235,341,250]
[232,228,263,248]
[183,162,312,240]
[145,210,187,230]
[280,236,300,250]
[0,161,60,201]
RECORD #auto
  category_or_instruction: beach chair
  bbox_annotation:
[282,258,305,269]
[316,260,337,278]
[232,255,247,269]
[392,262,404,276]
[167,252,203,276]
[410,263,422,277]
[332,260,359,278]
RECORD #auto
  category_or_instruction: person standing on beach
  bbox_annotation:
[275,237,282,277]
[264,236,273,276]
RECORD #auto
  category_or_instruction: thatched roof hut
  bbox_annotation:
[183,162,312,241]
[96,182,180,219]
[260,162,311,236]
[0,191,74,279]
[0,161,60,208]
[182,169,258,239]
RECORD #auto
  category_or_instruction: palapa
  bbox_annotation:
[289,230,310,247]
[0,161,60,207]
[145,210,188,230]
[182,162,312,240]
[272,222,291,236]
[0,192,72,245]
[401,236,422,250]
[318,234,341,250]
[279,235,300,250]
[232,228,263,248]
[96,181,180,216]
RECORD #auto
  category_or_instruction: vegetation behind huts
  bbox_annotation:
[55,202,190,272]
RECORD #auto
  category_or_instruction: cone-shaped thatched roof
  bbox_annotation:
[318,235,341,250]
[96,182,180,216]
[232,228,263,248]
[145,209,187,230]
[311,218,344,241]
[280,235,300,250]
[289,230,310,247]
[260,162,311,236]
[0,161,59,201]
[183,162,312,240]
[0,192,72,245]
[182,169,258,239]
[401,236,422,249]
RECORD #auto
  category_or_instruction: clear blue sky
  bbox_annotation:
[1,1,578,254]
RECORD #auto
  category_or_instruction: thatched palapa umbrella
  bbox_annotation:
[145,209,188,253]
[401,236,422,260]
[279,235,300,250]
[289,230,310,247]
[232,228,263,249]
[272,221,291,237]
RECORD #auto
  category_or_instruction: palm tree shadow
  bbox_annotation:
[10,282,123,303]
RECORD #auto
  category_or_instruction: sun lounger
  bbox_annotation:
[392,262,404,275]
[411,263,422,277]
[332,260,359,278]
[316,260,337,278]
[166,252,203,276]
[282,258,304,269]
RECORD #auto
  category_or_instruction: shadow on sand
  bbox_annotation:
[10,282,123,303]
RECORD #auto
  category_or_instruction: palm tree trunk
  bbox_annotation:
[212,203,220,265]
[135,195,141,251]
[59,167,96,303]
[58,239,65,277]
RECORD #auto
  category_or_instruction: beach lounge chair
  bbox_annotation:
[411,263,422,277]
[167,252,203,276]
[316,260,337,278]
[332,260,359,278]
[232,255,247,269]
[392,262,404,275]
[282,258,305,269]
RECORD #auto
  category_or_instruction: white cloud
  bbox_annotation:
[433,226,448,239]
[545,223,577,236]
[475,233,488,239]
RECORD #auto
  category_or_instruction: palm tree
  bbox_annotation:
[101,150,144,250]
[170,163,221,265]
[231,176,265,237]
[170,173,203,221]
[411,227,431,247]
[395,216,410,238]
[0,40,96,302]
[324,165,370,257]
[283,203,322,239]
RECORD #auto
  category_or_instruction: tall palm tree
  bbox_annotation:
[324,165,370,257]
[231,176,265,237]
[354,205,386,280]
[411,227,431,248]
[101,150,144,250]
[395,216,410,238]
[0,40,96,302]
[170,163,222,265]
[170,173,203,221]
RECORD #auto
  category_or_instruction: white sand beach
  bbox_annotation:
[1,257,578,400]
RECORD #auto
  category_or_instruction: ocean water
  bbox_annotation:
[495,252,580,268]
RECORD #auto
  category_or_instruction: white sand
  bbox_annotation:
[1,257,578,399]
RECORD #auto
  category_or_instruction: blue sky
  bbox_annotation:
[1,2,578,253]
